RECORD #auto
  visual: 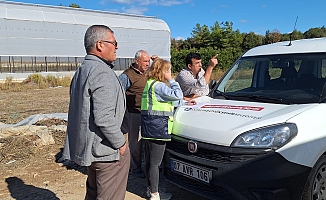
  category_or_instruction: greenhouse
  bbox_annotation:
[0,1,171,79]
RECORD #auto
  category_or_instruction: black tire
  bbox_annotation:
[302,155,326,200]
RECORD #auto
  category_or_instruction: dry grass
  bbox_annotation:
[0,74,72,91]
[0,74,71,124]
[0,87,70,124]
[0,75,205,200]
[0,86,70,173]
[210,69,225,81]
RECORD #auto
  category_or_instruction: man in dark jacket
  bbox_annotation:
[61,25,130,200]
[119,50,157,178]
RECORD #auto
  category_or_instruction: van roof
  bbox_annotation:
[243,37,326,57]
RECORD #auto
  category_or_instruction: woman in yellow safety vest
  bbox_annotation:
[141,58,190,200]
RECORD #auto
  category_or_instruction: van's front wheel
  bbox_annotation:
[302,155,326,200]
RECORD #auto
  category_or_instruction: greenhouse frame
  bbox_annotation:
[0,1,171,80]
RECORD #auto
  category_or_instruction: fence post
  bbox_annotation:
[31,57,34,72]
[56,57,59,72]
[21,57,23,72]
[10,56,14,73]
[58,57,61,71]
[34,57,37,72]
[45,57,48,72]
[75,57,78,70]
[68,57,70,71]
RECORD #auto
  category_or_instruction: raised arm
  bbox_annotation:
[203,54,218,84]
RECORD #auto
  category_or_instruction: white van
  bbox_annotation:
[164,38,326,200]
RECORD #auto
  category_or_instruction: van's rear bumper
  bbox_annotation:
[163,135,311,200]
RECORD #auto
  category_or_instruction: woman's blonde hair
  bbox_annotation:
[146,58,171,82]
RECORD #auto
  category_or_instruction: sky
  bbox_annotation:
[5,0,326,40]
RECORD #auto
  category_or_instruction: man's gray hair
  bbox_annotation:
[135,50,149,59]
[84,25,114,53]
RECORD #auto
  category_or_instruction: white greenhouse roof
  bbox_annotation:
[0,1,171,59]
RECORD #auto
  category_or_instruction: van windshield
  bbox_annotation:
[211,53,326,104]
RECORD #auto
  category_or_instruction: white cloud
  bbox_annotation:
[240,20,248,23]
[175,36,185,40]
[158,0,184,6]
[140,0,158,6]
[102,0,189,15]
[107,0,188,6]
[121,6,148,15]
[112,0,142,4]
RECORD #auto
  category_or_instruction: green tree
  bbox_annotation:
[209,21,223,49]
[69,3,81,8]
[191,23,211,49]
[171,22,326,74]
[242,32,263,51]
[171,38,182,51]
[179,39,193,50]
[265,29,281,44]
[304,26,326,38]
[280,30,304,41]
[59,3,81,8]
[292,30,304,40]
[218,21,243,49]
[170,48,190,72]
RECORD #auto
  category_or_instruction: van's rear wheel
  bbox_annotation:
[302,155,326,200]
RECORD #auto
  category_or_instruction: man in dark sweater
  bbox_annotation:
[119,50,157,177]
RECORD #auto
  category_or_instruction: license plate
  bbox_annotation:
[170,159,212,183]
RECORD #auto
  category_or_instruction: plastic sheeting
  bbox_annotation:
[0,1,171,59]
[0,113,68,146]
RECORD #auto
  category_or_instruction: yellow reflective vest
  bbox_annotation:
[141,79,174,141]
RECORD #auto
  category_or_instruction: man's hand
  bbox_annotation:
[208,54,219,68]
[186,99,197,105]
[204,54,218,84]
[119,143,127,155]
[183,94,199,101]
[151,55,159,61]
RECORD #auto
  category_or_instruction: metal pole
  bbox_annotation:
[31,57,34,72]
[35,57,37,72]
[68,57,70,71]
[45,57,48,72]
[58,57,61,71]
[56,57,58,72]
[21,57,23,72]
[75,57,78,70]
[8,56,10,71]
[12,57,15,73]
[10,56,14,73]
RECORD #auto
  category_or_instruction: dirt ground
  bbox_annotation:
[0,87,205,200]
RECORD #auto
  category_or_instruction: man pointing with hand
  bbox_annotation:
[176,52,218,100]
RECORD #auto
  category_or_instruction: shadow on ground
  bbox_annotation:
[5,177,60,200]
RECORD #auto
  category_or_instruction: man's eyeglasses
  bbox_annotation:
[101,40,118,47]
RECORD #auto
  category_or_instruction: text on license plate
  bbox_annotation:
[170,159,212,183]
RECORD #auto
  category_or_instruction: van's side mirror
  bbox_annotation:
[209,80,217,90]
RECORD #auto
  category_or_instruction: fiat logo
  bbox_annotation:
[188,140,198,153]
